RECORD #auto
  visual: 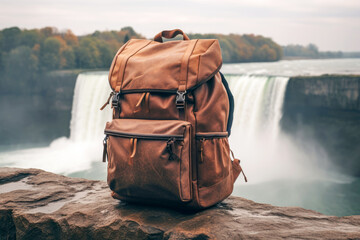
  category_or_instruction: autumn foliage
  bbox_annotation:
[188,33,282,63]
[0,26,143,73]
[0,26,283,75]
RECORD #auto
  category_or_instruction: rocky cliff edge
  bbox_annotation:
[1,167,360,240]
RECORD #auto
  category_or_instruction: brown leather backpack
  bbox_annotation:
[101,29,247,209]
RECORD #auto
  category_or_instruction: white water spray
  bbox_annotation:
[229,75,289,140]
[0,72,112,174]
[227,75,333,183]
[70,72,112,142]
[1,71,334,182]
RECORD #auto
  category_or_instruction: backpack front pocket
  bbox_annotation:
[105,119,192,203]
[196,132,230,188]
[195,132,232,207]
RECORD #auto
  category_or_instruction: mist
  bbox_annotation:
[0,72,112,175]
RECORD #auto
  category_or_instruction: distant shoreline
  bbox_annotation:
[281,56,360,61]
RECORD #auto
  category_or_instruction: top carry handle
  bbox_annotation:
[154,29,190,42]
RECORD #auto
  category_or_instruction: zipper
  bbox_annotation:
[113,63,222,95]
[197,132,228,163]
[166,137,181,161]
[104,130,184,140]
[102,135,109,162]
[195,132,228,139]
[107,67,222,112]
[199,138,205,163]
[120,89,177,94]
[103,132,182,161]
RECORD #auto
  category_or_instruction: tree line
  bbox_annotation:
[188,33,282,63]
[0,27,283,73]
[0,26,142,92]
[0,26,142,71]
[0,26,284,92]
[282,43,360,59]
[189,34,282,63]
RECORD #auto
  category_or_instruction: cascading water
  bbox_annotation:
[1,71,329,181]
[2,58,359,216]
[70,72,112,142]
[228,75,289,140]
[0,72,112,174]
[227,74,331,183]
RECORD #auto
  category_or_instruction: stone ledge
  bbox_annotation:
[0,167,359,240]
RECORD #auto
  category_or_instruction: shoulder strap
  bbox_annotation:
[219,72,234,136]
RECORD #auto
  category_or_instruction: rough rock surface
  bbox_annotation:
[0,168,359,240]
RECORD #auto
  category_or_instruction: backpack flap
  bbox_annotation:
[108,32,222,93]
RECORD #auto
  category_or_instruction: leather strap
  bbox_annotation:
[154,29,190,43]
[179,39,198,91]
[177,39,198,120]
[230,150,248,183]
[108,41,130,91]
[134,92,150,113]
[219,72,234,136]
[115,40,152,92]
[100,92,114,110]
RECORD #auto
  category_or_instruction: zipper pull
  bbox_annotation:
[100,92,115,110]
[199,138,205,163]
[129,138,138,165]
[167,138,175,153]
[102,135,109,162]
[167,138,180,161]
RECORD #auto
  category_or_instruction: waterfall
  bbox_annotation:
[228,75,289,140]
[1,71,322,181]
[227,74,300,183]
[70,72,112,142]
[0,72,112,174]
[227,74,331,183]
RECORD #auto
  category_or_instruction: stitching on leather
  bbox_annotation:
[185,39,199,89]
[109,41,130,90]
[198,173,232,207]
[179,124,191,202]
[118,40,152,91]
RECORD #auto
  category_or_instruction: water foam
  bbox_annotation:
[0,71,348,183]
[227,74,347,184]
[0,72,112,175]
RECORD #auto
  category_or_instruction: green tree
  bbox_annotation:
[40,37,62,70]
[62,47,76,69]
[188,32,281,63]
[75,38,100,68]
[97,41,113,68]
[1,27,21,52]
[283,43,318,58]
[121,26,137,36]
[4,46,38,89]
[20,30,41,48]
[40,27,58,38]
[123,34,130,43]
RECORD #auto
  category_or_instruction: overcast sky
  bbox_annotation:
[1,0,359,51]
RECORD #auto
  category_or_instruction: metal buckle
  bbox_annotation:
[175,90,186,109]
[111,93,120,109]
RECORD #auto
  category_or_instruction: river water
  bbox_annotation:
[1,58,360,216]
